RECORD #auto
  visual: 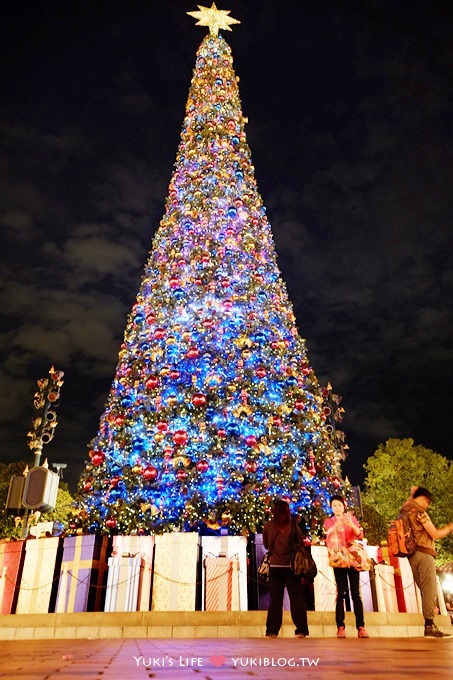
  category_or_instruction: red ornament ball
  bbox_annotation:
[142,465,158,482]
[105,517,117,529]
[196,459,209,473]
[245,435,257,447]
[245,460,258,473]
[173,429,188,446]
[91,451,105,466]
[176,468,187,480]
[192,392,207,407]
[145,376,159,390]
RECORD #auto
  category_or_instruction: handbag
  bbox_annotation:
[347,541,372,571]
[327,545,353,569]
[326,522,353,568]
[258,551,271,583]
[290,546,318,580]
[326,521,372,571]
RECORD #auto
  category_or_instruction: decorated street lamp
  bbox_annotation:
[27,365,64,467]
[5,366,64,536]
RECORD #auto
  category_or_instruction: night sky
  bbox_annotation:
[1,0,452,492]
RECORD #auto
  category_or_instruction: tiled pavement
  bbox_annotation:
[0,636,452,680]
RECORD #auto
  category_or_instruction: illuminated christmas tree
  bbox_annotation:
[75,5,347,537]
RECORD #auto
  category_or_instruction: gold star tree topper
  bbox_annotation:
[187,2,240,36]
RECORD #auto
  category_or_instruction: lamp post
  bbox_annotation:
[6,366,64,538]
[27,365,65,467]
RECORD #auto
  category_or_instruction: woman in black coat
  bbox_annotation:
[263,500,309,638]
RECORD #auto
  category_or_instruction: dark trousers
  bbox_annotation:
[333,567,364,629]
[266,567,309,636]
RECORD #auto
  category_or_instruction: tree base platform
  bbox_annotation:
[0,610,451,640]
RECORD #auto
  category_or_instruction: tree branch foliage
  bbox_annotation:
[361,438,453,563]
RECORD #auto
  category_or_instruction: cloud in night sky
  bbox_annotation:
[0,0,451,490]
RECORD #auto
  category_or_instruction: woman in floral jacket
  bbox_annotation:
[324,495,369,638]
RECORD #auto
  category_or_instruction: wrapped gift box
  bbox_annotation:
[437,576,448,616]
[204,554,240,611]
[381,545,421,613]
[55,535,108,613]
[398,557,421,613]
[359,545,380,612]
[16,537,61,614]
[255,534,290,611]
[0,539,25,614]
[311,544,381,613]
[112,535,154,611]
[310,545,337,612]
[374,563,398,612]
[152,532,200,611]
[381,544,408,612]
[359,569,374,612]
[201,535,247,611]
[104,555,143,612]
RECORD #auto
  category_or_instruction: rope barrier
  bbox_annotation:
[1,563,418,595]
[0,546,419,594]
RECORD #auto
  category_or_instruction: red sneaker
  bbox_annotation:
[358,627,369,638]
[336,626,346,638]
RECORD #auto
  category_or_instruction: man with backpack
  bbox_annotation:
[400,486,453,638]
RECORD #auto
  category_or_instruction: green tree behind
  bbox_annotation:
[362,438,453,563]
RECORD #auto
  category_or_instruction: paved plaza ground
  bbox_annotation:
[0,636,452,680]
